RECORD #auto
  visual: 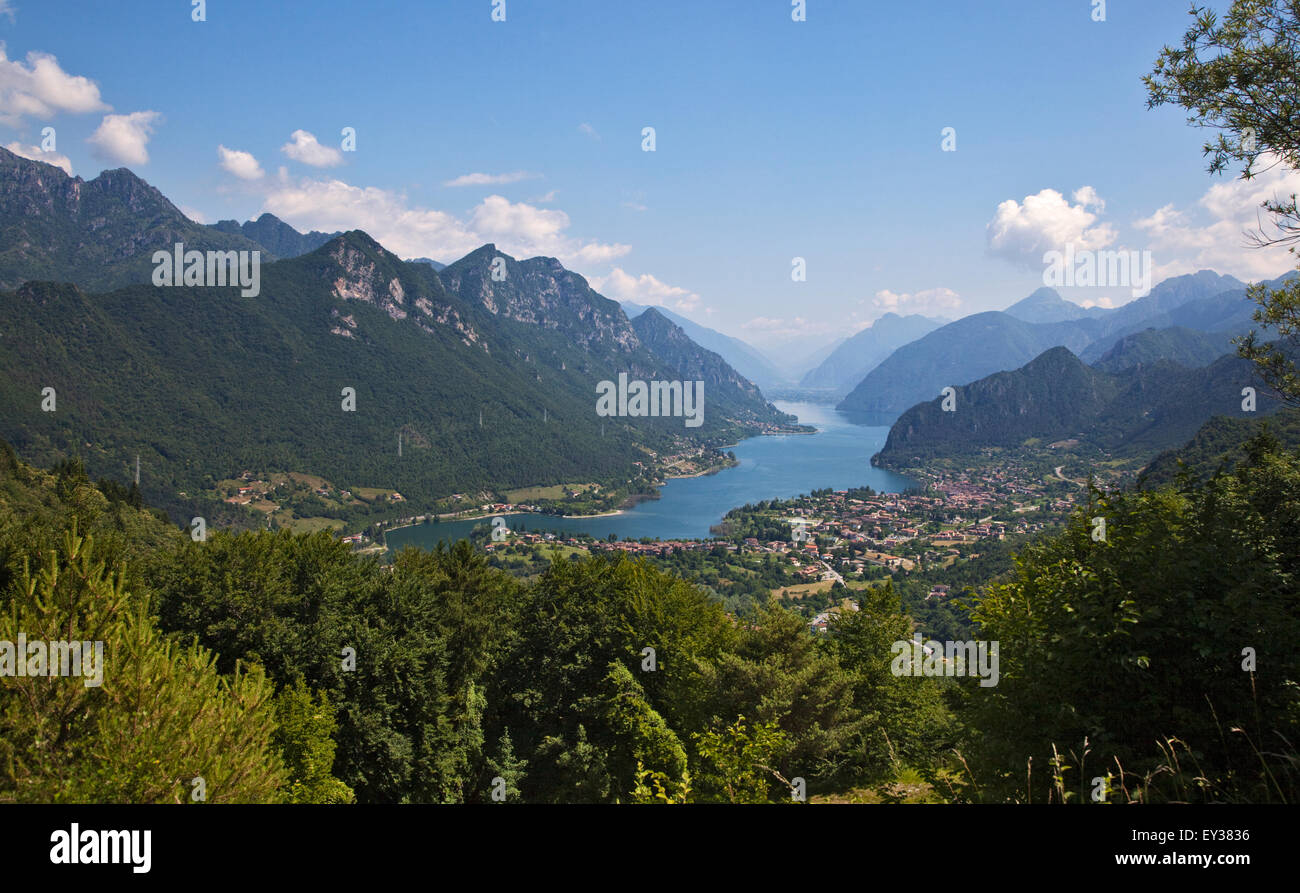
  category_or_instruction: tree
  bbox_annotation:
[696,604,862,793]
[965,437,1300,802]
[595,661,690,802]
[828,582,955,786]
[1145,0,1300,404]
[0,527,287,803]
[483,730,527,803]
[272,680,355,804]
[489,553,735,803]
[149,531,520,803]
[693,715,792,804]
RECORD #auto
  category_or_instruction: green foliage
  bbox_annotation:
[878,346,1277,465]
[696,604,862,794]
[272,679,355,804]
[694,715,792,803]
[484,730,527,802]
[149,531,520,803]
[0,442,182,599]
[1145,0,1300,405]
[829,582,957,785]
[0,528,287,803]
[964,434,1300,802]
[6,431,1297,805]
[1141,407,1300,486]
[597,661,690,802]
[492,553,736,802]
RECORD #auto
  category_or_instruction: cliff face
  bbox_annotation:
[0,146,269,291]
[439,245,640,356]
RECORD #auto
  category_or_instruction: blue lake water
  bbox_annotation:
[385,401,915,549]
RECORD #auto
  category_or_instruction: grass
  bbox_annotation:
[351,486,393,501]
[279,472,329,488]
[504,483,597,502]
[810,769,947,804]
[773,580,835,599]
[282,516,346,534]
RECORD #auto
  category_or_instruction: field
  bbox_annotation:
[281,516,346,535]
[504,483,598,502]
[772,580,835,599]
[351,486,396,501]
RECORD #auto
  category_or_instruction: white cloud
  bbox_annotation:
[588,268,700,312]
[0,46,108,126]
[622,201,648,212]
[1072,185,1105,211]
[1135,155,1300,281]
[217,144,264,180]
[261,177,629,269]
[281,129,343,168]
[1078,295,1115,309]
[4,140,71,174]
[531,189,558,203]
[578,122,600,141]
[987,186,1117,269]
[443,170,538,187]
[467,193,630,265]
[871,286,962,317]
[0,2,15,23]
[87,110,159,165]
[179,205,208,224]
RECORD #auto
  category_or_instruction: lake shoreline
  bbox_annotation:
[381,402,917,549]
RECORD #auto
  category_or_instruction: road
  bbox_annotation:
[1054,465,1082,486]
[817,559,844,585]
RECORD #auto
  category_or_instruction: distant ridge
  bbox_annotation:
[874,345,1280,466]
[837,273,1256,421]
[0,145,268,291]
[211,213,340,259]
[799,313,945,396]
[621,302,786,391]
[1004,287,1106,324]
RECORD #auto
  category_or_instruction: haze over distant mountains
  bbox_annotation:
[837,271,1261,420]
[798,313,945,396]
[629,308,783,422]
[622,301,786,391]
[1003,287,1109,323]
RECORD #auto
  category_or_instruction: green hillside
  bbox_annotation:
[874,346,1281,466]
[1140,407,1300,486]
[1091,326,1239,372]
[0,146,271,292]
[0,230,781,526]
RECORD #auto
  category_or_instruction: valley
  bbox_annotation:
[3,0,1300,820]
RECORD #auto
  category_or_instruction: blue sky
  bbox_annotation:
[3,0,1295,356]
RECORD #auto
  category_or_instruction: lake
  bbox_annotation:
[384,401,914,548]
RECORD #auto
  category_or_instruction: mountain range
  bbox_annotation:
[837,271,1258,420]
[211,212,340,259]
[1003,286,1109,324]
[0,149,792,524]
[621,301,786,390]
[0,146,269,292]
[797,313,945,396]
[873,345,1280,466]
